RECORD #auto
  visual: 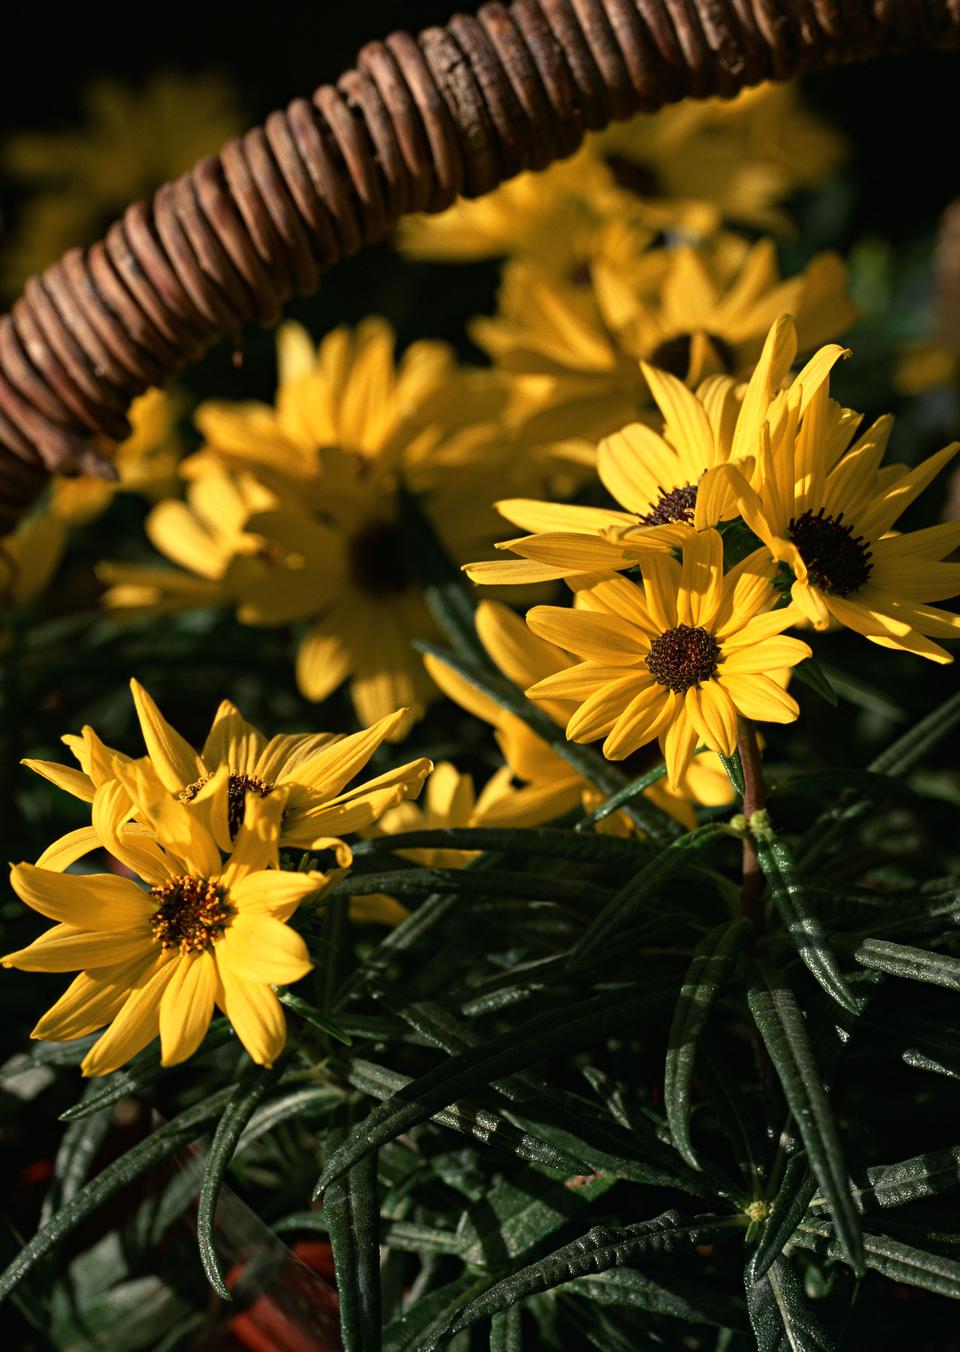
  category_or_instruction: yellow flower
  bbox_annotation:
[3,72,242,292]
[397,83,843,266]
[98,468,281,619]
[50,389,184,527]
[426,601,733,830]
[472,236,855,443]
[25,680,431,870]
[725,383,960,662]
[102,320,542,729]
[2,766,324,1076]
[524,532,811,788]
[466,317,848,587]
[1,510,68,637]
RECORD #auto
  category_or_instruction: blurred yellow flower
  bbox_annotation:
[50,388,184,526]
[525,532,811,788]
[103,320,546,730]
[472,236,855,443]
[3,763,325,1076]
[398,82,843,266]
[3,71,242,292]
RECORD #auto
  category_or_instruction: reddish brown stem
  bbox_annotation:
[738,717,766,929]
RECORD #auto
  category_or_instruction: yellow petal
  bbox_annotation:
[463,558,574,585]
[526,607,647,663]
[661,700,699,791]
[476,600,569,687]
[495,498,635,534]
[201,700,267,776]
[21,758,95,803]
[296,624,353,703]
[219,790,288,888]
[678,529,724,629]
[35,826,100,872]
[291,709,410,800]
[130,679,204,791]
[3,923,153,972]
[231,869,329,920]
[81,958,178,1076]
[32,951,161,1042]
[719,672,800,724]
[9,862,154,928]
[602,682,670,760]
[158,949,217,1066]
[219,913,313,985]
[215,957,287,1068]
[687,682,738,757]
[566,674,651,743]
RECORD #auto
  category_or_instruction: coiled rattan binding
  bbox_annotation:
[0,0,957,527]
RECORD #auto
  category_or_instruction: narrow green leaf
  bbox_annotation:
[197,1060,285,1300]
[853,938,960,991]
[0,1034,98,1082]
[568,824,726,972]
[316,988,659,1193]
[719,751,746,798]
[664,918,753,1167]
[568,1266,748,1330]
[277,990,352,1044]
[573,763,669,831]
[869,685,960,778]
[275,1211,463,1255]
[0,1086,233,1303]
[748,1154,818,1282]
[325,1133,381,1352]
[343,1058,591,1175]
[354,826,652,867]
[791,659,839,707]
[421,1212,740,1349]
[746,1255,835,1351]
[239,1085,339,1151]
[41,1091,113,1226]
[793,1218,960,1299]
[331,866,611,907]
[753,829,860,1014]
[810,1143,960,1215]
[747,980,863,1275]
[383,1275,494,1352]
[415,641,676,836]
[489,1305,523,1351]
[459,1164,617,1267]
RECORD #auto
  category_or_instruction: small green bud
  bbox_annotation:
[744,1199,771,1223]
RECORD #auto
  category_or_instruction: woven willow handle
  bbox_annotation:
[1,0,957,526]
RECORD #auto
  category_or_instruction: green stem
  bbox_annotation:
[738,718,766,931]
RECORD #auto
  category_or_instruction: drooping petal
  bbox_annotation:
[687,682,738,757]
[215,956,287,1068]
[677,529,724,629]
[219,790,288,888]
[81,959,178,1076]
[526,607,647,663]
[32,950,163,1041]
[602,682,672,760]
[719,672,801,724]
[661,701,700,790]
[158,949,217,1067]
[475,600,570,686]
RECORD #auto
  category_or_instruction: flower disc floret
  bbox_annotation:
[150,874,232,954]
[646,624,720,693]
[786,507,872,597]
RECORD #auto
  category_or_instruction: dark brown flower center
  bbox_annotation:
[604,155,662,198]
[348,520,410,597]
[787,508,873,597]
[180,772,274,840]
[646,624,720,693]
[648,332,737,381]
[150,874,232,954]
[637,482,699,527]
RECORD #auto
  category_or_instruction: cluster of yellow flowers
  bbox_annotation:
[5,80,960,1078]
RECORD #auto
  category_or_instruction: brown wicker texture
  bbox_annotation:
[1,0,958,527]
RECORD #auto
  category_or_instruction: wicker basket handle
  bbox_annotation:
[1,0,957,527]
